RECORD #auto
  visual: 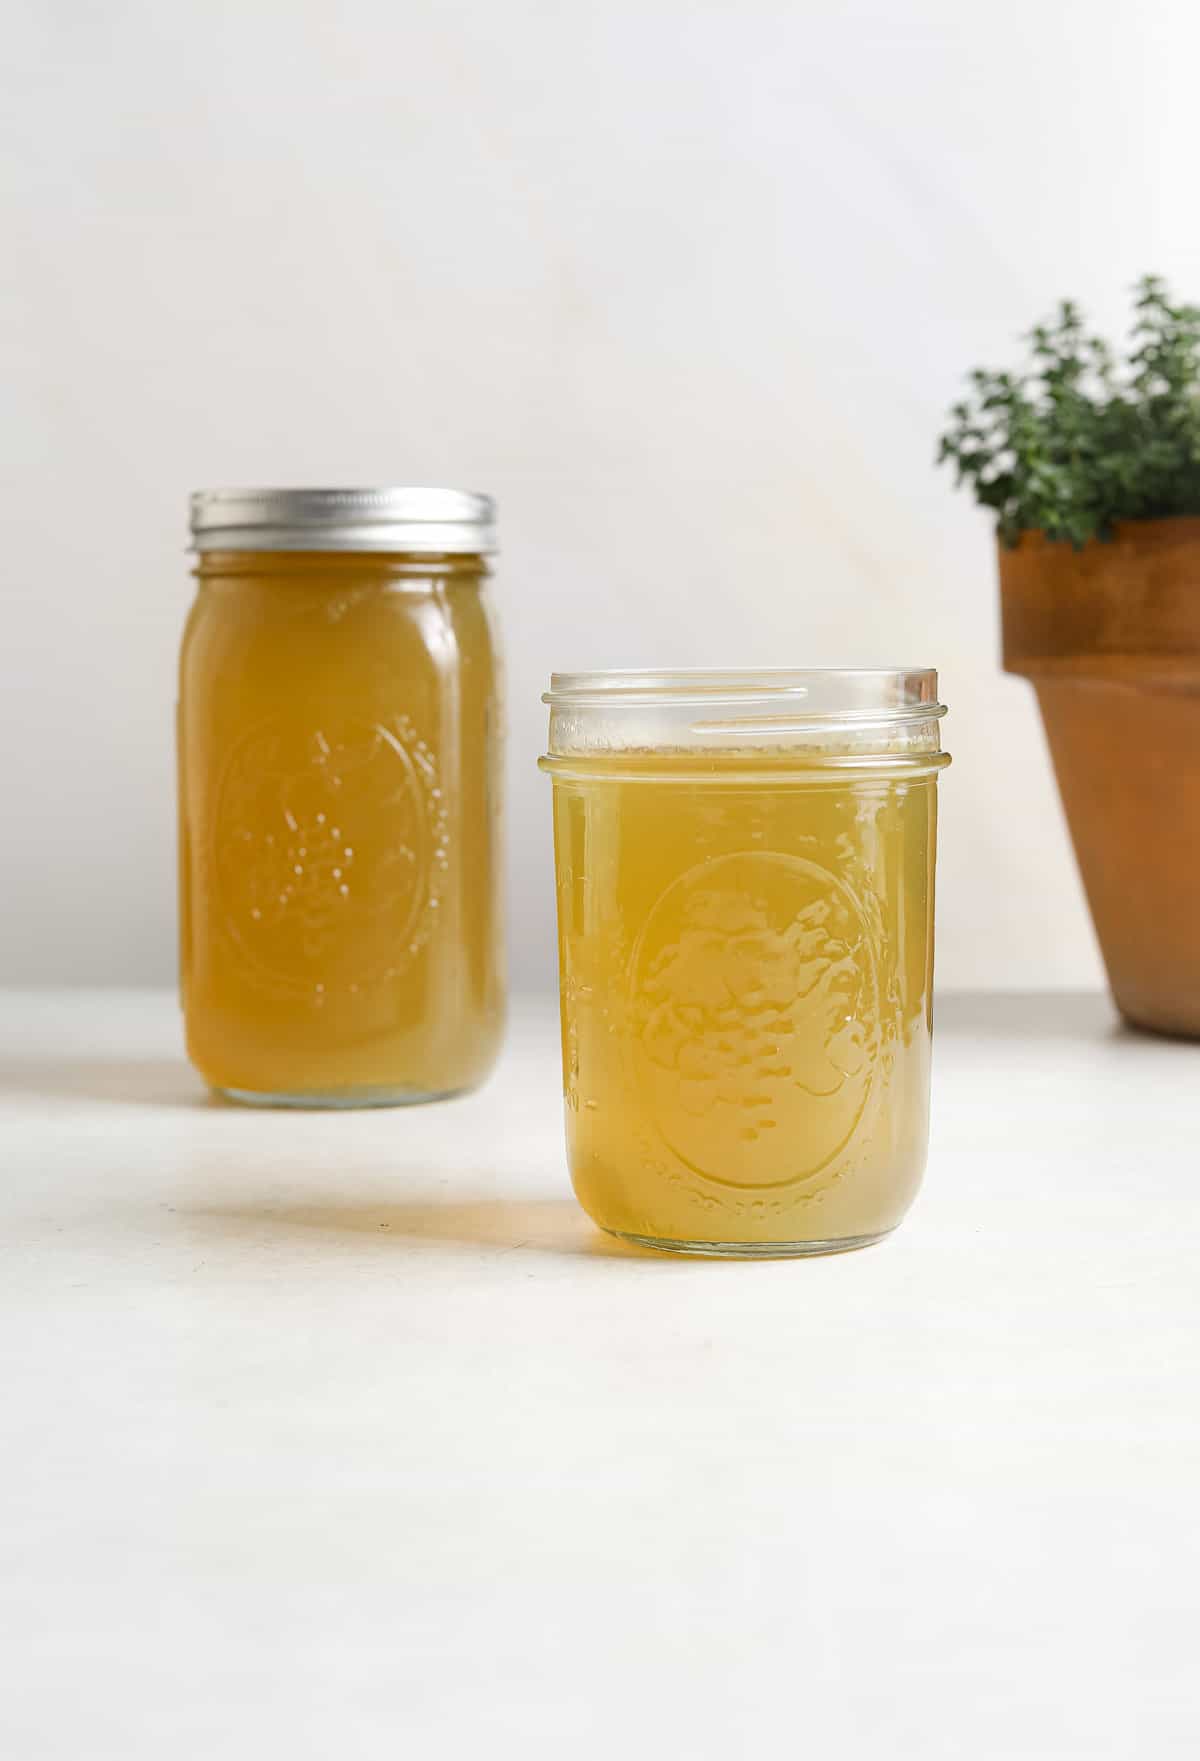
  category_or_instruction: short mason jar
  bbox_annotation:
[179,488,504,1106]
[539,670,950,1256]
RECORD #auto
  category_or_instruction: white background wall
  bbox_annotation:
[4,0,1196,990]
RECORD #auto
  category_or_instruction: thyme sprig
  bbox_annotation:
[938,276,1200,546]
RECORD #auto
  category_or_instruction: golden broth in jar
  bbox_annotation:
[179,490,503,1105]
[541,673,949,1255]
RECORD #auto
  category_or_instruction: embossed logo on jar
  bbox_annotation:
[631,852,880,1188]
[214,715,446,997]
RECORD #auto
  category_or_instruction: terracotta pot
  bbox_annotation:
[999,517,1200,1037]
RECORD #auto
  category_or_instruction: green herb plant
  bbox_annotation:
[938,276,1200,546]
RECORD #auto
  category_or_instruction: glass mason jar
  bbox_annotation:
[179,488,504,1106]
[540,670,950,1256]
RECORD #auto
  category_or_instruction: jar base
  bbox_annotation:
[602,1226,894,1260]
[214,1083,469,1111]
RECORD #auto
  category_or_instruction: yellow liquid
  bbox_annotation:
[179,551,503,1102]
[549,753,939,1251]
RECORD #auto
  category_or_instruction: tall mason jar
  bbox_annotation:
[179,488,504,1106]
[540,670,950,1256]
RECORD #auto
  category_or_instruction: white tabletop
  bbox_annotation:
[1,989,1197,1759]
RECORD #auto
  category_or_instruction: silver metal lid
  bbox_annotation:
[189,486,496,554]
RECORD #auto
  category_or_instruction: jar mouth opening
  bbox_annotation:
[544,668,944,720]
[542,668,949,770]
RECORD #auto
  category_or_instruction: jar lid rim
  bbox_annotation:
[189,486,496,554]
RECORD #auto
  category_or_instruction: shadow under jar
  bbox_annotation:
[179,488,504,1106]
[540,670,950,1256]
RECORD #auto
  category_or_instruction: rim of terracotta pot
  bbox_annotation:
[998,516,1200,683]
